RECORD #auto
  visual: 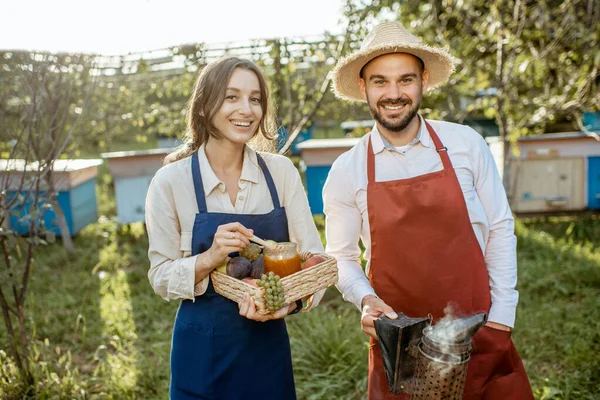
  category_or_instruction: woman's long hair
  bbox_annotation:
[164,57,277,165]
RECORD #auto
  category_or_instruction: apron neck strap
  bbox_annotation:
[367,120,452,182]
[367,136,376,184]
[424,121,452,170]
[255,153,281,209]
[191,150,281,214]
[191,151,207,213]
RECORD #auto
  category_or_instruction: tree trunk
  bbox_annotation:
[278,75,331,155]
[495,2,512,193]
[0,287,27,379]
[50,197,76,253]
[46,169,75,253]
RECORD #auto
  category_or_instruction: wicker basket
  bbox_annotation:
[210,251,338,314]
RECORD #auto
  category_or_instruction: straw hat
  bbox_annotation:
[331,21,457,102]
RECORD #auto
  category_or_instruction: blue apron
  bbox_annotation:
[169,151,296,400]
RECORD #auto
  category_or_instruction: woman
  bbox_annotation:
[145,57,324,399]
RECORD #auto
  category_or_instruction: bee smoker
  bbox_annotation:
[374,312,487,399]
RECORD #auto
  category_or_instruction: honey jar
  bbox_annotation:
[263,242,301,278]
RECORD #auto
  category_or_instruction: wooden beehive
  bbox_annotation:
[102,148,171,224]
[1,159,102,235]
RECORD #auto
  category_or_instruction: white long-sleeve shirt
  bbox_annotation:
[323,116,519,327]
[146,144,325,309]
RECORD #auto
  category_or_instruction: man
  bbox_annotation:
[323,21,534,399]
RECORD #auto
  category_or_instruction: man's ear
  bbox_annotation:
[421,70,430,93]
[359,78,367,100]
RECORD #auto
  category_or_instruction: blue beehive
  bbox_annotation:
[583,111,600,131]
[588,156,600,210]
[583,112,600,209]
[296,138,361,214]
[102,148,171,224]
[1,159,102,236]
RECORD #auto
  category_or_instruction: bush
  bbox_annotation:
[288,294,368,400]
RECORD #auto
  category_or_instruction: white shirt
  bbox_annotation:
[323,116,518,327]
[146,144,325,310]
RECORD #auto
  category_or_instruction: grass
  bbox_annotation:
[514,216,600,399]
[1,206,598,398]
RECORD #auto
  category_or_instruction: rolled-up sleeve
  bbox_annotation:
[323,162,375,311]
[283,158,326,310]
[473,133,519,327]
[145,170,199,301]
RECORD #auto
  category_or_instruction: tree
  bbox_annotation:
[343,0,600,187]
[0,52,95,393]
[271,2,380,154]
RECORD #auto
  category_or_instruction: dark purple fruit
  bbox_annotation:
[226,256,252,279]
[249,256,265,279]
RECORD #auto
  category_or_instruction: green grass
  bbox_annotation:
[1,211,598,399]
[514,216,600,400]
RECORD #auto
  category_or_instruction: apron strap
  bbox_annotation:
[367,136,376,184]
[425,121,453,170]
[366,120,453,182]
[191,150,282,213]
[256,153,281,209]
[191,151,207,213]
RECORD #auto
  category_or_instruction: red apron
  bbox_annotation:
[366,122,533,400]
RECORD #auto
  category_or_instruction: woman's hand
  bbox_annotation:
[205,222,253,269]
[238,293,296,322]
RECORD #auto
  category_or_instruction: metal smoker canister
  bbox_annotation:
[409,326,474,400]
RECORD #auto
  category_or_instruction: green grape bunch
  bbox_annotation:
[256,272,285,312]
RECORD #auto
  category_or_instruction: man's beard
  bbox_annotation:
[367,94,421,133]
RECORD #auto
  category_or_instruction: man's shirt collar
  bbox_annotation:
[370,114,432,154]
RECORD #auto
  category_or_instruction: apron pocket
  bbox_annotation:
[480,371,519,400]
[465,326,515,397]
[463,373,518,400]
[472,325,511,354]
[175,299,215,328]
[171,319,214,396]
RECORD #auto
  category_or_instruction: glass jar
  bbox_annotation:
[263,242,301,278]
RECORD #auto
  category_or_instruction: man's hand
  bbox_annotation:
[485,321,512,332]
[361,295,398,339]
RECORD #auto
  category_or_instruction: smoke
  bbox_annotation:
[410,305,487,397]
[428,303,468,343]
[422,303,487,367]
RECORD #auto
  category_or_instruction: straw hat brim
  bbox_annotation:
[331,44,457,102]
